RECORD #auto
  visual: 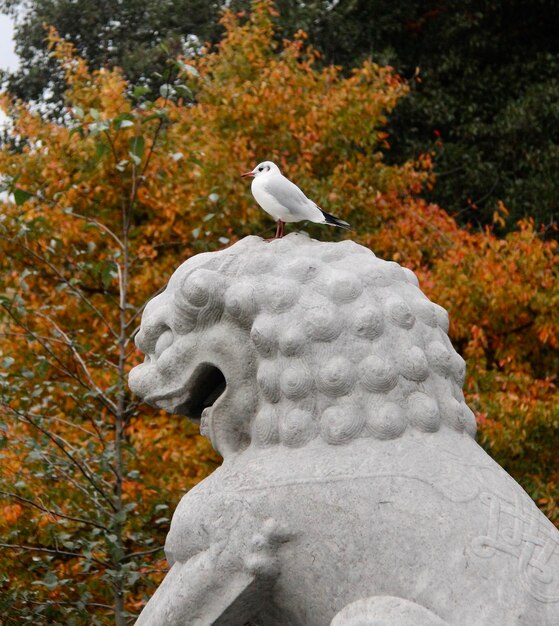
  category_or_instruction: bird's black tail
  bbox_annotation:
[321,209,351,230]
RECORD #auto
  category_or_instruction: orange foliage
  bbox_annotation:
[2,504,23,524]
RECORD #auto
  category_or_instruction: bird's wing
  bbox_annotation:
[264,175,323,221]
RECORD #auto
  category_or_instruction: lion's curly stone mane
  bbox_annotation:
[130,233,475,454]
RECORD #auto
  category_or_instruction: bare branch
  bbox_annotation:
[103,128,120,165]
[26,599,113,609]
[124,285,166,331]
[5,405,117,512]
[116,261,124,312]
[0,331,119,370]
[49,414,101,441]
[37,313,118,415]
[0,304,119,417]
[0,543,110,568]
[67,209,125,251]
[133,568,169,574]
[0,490,109,531]
[121,545,164,562]
[35,449,109,508]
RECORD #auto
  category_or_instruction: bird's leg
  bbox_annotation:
[275,220,282,239]
[279,221,285,238]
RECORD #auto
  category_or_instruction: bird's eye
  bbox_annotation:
[258,166,263,171]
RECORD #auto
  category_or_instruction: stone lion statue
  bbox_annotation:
[129,234,559,625]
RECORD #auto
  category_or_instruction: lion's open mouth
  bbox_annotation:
[173,363,227,420]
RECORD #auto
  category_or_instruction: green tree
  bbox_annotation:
[249,0,559,228]
[0,0,227,106]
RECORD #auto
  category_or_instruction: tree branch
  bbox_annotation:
[5,404,117,512]
[0,490,108,531]
[0,543,110,568]
[37,312,118,415]
[0,303,119,418]
[0,234,118,339]
[67,209,125,251]
[121,545,164,562]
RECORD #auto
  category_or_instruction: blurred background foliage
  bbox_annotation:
[0,0,557,623]
[2,0,559,227]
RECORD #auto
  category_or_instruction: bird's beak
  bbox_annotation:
[241,171,255,178]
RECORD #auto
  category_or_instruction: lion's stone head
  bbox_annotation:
[129,234,476,457]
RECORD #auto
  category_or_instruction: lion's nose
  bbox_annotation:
[154,329,174,358]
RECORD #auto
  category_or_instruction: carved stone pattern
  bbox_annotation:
[472,491,559,603]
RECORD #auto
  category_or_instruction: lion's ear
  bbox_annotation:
[175,269,228,331]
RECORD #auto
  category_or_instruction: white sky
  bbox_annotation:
[0,13,18,72]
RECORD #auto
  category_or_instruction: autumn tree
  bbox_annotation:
[0,1,557,623]
[0,31,220,626]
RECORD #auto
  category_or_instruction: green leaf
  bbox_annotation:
[161,67,173,82]
[88,120,110,134]
[142,109,168,124]
[113,112,135,129]
[159,84,174,99]
[177,60,199,78]
[95,141,109,160]
[36,360,50,377]
[89,108,100,120]
[175,84,193,100]
[32,571,61,590]
[128,136,145,160]
[189,156,204,168]
[14,188,33,206]
[132,85,151,99]
[101,263,117,289]
[69,126,85,139]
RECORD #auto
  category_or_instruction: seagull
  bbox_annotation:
[241,161,351,238]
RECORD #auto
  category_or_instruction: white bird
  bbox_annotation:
[241,161,351,238]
